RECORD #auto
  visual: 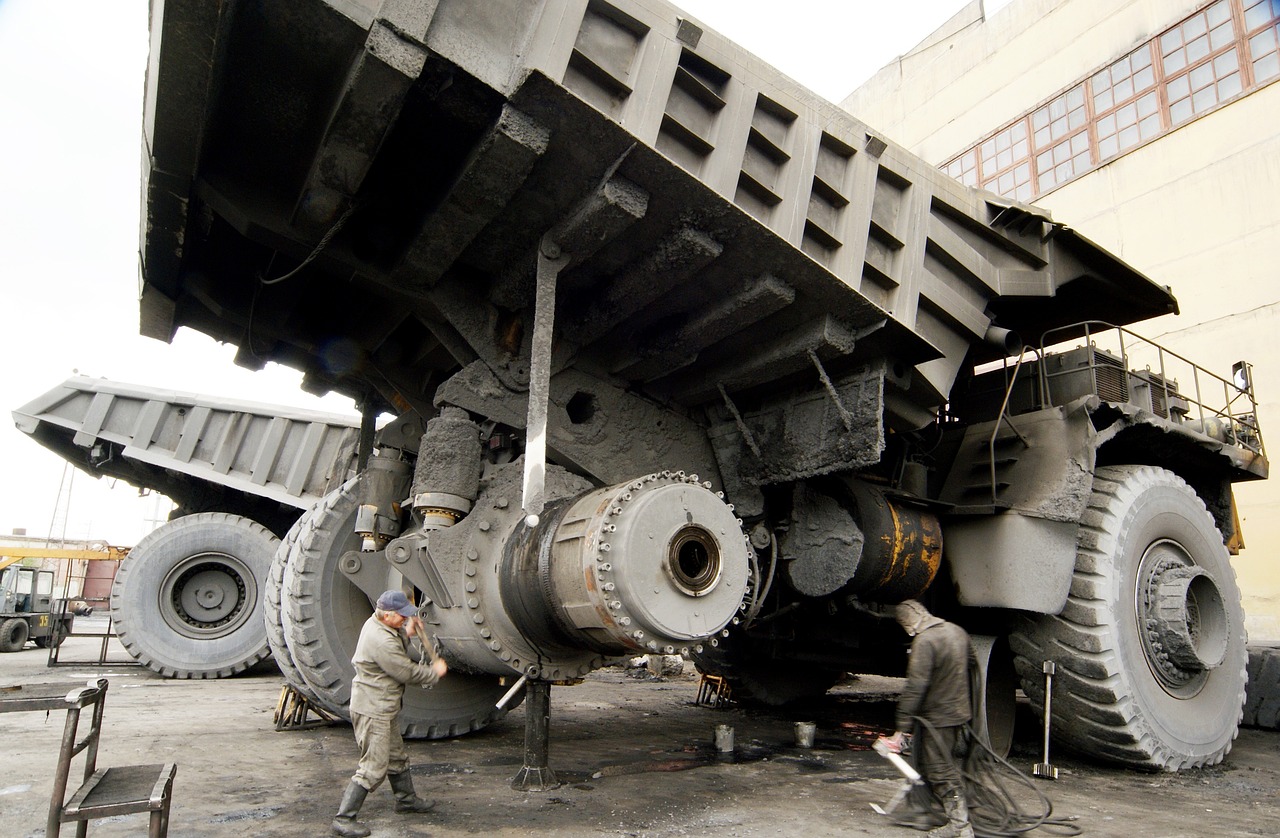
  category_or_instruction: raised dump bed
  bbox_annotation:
[141,0,1174,431]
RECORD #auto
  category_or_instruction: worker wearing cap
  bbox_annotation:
[883,599,974,838]
[332,590,448,838]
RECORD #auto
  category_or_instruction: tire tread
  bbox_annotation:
[1010,465,1246,770]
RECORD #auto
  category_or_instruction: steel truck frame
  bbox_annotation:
[127,0,1265,770]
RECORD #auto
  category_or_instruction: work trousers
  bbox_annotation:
[351,711,410,792]
[918,723,964,800]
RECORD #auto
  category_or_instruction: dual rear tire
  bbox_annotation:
[275,479,515,738]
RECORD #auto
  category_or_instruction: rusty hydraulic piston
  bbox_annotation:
[411,406,481,529]
[523,235,569,528]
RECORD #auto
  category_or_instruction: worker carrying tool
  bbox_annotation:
[882,599,975,838]
[331,590,448,838]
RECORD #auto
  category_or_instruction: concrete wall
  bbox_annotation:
[840,0,1280,638]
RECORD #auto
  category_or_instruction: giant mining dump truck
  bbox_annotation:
[104,0,1270,772]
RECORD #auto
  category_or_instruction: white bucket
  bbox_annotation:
[794,721,816,748]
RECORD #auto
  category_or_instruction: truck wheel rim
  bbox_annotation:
[159,551,257,638]
[1135,538,1227,698]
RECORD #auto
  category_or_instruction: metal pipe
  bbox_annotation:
[495,674,528,711]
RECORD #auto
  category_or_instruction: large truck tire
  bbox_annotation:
[1243,645,1280,729]
[264,504,322,699]
[0,618,29,652]
[111,513,277,679]
[1010,465,1246,770]
[280,479,516,738]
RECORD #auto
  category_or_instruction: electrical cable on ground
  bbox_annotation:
[891,716,1081,837]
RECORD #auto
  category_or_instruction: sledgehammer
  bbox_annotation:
[411,617,440,664]
[1033,660,1059,780]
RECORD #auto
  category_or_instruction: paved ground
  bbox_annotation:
[1,629,1277,837]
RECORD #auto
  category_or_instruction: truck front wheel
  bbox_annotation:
[1010,465,1246,770]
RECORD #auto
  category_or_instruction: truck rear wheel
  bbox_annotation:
[0,618,29,652]
[111,513,276,678]
[1010,465,1246,770]
[280,479,515,738]
[264,504,322,700]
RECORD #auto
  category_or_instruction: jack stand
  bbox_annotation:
[512,679,560,791]
[1033,660,1059,780]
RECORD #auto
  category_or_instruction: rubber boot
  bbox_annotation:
[331,780,371,837]
[389,770,437,814]
[926,791,974,838]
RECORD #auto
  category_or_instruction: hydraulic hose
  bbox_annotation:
[893,716,1082,838]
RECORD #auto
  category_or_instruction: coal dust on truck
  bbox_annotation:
[137,0,1264,771]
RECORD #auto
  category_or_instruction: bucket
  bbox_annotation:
[794,721,816,749]
[714,724,735,753]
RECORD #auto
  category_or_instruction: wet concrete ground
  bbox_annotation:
[1,628,1277,837]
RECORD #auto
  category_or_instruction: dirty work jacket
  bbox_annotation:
[896,619,972,731]
[349,615,440,719]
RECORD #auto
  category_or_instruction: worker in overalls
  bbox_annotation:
[883,599,975,838]
[331,590,448,838]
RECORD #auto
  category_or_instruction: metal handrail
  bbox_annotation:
[1037,321,1264,458]
[987,346,1034,505]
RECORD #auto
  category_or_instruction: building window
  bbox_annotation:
[941,0,1279,201]
[1162,1,1240,125]
[1093,44,1161,160]
[980,119,1033,200]
[1032,85,1090,192]
[1244,0,1280,82]
[944,148,979,187]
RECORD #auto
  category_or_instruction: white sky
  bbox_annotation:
[0,0,995,545]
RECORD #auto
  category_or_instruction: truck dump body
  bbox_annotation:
[13,376,359,533]
[141,0,1175,446]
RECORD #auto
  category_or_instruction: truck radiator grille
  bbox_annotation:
[1093,353,1128,404]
